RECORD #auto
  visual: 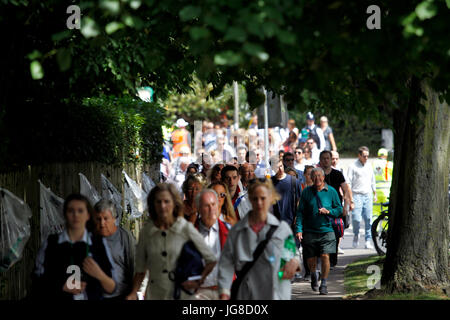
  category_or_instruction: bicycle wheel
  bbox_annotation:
[371,211,389,255]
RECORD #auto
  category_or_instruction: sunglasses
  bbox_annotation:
[284,158,294,162]
[295,151,303,154]
[218,193,226,198]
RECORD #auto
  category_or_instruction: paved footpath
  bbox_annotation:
[292,157,378,300]
[291,225,377,300]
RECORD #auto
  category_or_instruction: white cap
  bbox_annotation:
[176,118,189,128]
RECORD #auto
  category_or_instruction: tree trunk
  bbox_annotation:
[382,77,450,293]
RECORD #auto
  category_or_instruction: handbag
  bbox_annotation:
[169,240,204,300]
[230,225,278,300]
[313,189,344,238]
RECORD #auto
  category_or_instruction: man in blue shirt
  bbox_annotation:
[282,152,305,186]
[295,167,342,295]
[270,156,302,227]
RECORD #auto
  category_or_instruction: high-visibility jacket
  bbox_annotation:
[171,129,190,158]
[372,158,393,216]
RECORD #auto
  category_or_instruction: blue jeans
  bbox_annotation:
[352,193,373,241]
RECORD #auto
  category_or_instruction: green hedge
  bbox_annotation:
[0,95,165,172]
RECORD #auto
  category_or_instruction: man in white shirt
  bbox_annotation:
[347,146,377,249]
[194,189,230,300]
[294,146,305,172]
[306,138,321,165]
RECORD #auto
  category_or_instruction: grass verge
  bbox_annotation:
[343,255,384,299]
[343,255,449,300]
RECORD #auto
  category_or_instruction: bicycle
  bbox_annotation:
[371,202,389,256]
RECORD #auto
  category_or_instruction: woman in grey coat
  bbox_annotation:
[218,178,300,300]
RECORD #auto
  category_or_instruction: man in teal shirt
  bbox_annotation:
[295,167,342,295]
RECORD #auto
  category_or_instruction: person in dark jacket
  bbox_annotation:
[33,194,116,300]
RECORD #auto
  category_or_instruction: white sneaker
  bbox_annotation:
[352,236,359,248]
[338,247,345,254]
[365,241,374,249]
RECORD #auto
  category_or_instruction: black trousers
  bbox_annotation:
[329,234,339,267]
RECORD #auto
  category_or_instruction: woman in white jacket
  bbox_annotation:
[218,178,300,300]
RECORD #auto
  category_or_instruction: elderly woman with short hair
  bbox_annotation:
[218,178,300,300]
[126,183,217,300]
[93,199,136,300]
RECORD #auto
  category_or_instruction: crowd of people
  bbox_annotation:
[161,112,338,186]
[31,112,393,300]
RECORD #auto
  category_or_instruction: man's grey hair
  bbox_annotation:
[94,199,117,219]
[195,188,219,208]
[311,167,325,178]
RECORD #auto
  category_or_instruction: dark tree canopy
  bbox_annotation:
[2,1,448,114]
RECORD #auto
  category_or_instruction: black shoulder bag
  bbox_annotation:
[170,240,204,300]
[230,225,278,300]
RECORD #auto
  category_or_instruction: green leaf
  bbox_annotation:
[122,15,134,27]
[277,30,296,44]
[27,50,42,60]
[56,48,72,72]
[81,17,100,38]
[106,21,125,34]
[179,5,201,21]
[130,0,141,10]
[214,51,243,66]
[243,43,269,61]
[446,0,450,9]
[100,0,121,15]
[204,14,227,31]
[415,1,437,20]
[30,61,44,79]
[261,22,278,37]
[51,30,71,42]
[401,12,417,27]
[189,27,211,40]
[223,27,247,42]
